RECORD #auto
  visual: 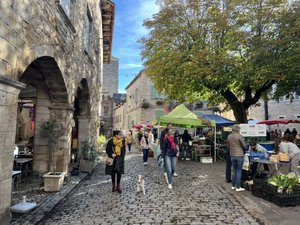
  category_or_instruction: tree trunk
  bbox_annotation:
[231,103,248,123]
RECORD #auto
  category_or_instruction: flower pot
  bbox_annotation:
[79,159,97,173]
[43,172,65,192]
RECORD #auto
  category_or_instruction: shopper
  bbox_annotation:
[227,124,247,192]
[160,123,173,183]
[248,140,269,177]
[105,130,126,193]
[140,132,150,165]
[125,130,134,153]
[180,129,192,160]
[162,129,177,189]
[279,133,300,176]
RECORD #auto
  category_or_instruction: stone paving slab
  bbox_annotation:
[11,150,262,225]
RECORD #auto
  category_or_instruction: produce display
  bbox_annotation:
[267,172,300,194]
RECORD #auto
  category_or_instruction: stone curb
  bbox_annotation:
[11,164,98,225]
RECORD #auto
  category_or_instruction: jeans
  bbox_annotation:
[142,148,149,163]
[128,144,132,152]
[231,156,244,188]
[291,152,300,176]
[181,142,189,159]
[165,155,177,185]
[225,150,232,182]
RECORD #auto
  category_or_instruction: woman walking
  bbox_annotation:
[105,130,125,193]
[162,129,177,189]
[140,132,150,165]
[126,130,134,152]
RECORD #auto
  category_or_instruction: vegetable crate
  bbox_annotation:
[261,185,300,207]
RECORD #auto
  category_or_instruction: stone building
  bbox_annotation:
[247,95,300,131]
[100,56,119,137]
[220,93,300,132]
[123,70,213,131]
[0,0,115,224]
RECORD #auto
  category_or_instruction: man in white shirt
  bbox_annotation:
[279,134,300,176]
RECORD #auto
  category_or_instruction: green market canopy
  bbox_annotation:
[155,104,215,128]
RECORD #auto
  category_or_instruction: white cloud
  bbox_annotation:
[119,63,143,69]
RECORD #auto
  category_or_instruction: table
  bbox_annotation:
[14,158,33,178]
[193,144,211,161]
[12,170,21,197]
[253,159,289,175]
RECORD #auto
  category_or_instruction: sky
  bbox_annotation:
[112,0,159,93]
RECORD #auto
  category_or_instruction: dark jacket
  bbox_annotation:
[105,139,125,175]
[181,132,192,143]
[162,137,177,157]
[160,128,169,150]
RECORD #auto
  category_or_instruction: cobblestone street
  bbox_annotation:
[30,149,260,225]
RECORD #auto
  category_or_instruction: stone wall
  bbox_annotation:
[100,56,119,137]
[0,1,110,224]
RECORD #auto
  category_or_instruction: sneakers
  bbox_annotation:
[231,186,236,190]
[164,172,169,184]
[236,187,245,192]
[173,173,178,177]
[143,162,148,166]
[168,184,173,189]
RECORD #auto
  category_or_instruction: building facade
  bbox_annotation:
[0,0,115,224]
[123,70,213,131]
[100,56,119,137]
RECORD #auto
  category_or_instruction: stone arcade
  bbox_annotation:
[0,1,115,224]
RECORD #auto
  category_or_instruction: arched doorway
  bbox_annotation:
[73,79,91,158]
[17,56,72,175]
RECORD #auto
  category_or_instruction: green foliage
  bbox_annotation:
[81,139,98,161]
[97,135,107,149]
[40,120,65,147]
[268,173,299,194]
[40,120,65,172]
[140,0,300,122]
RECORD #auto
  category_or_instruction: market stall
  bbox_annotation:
[155,104,217,162]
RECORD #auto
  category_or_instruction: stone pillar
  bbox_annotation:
[0,75,25,225]
[48,104,74,174]
[77,116,91,157]
[33,88,51,174]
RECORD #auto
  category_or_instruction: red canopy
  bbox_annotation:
[132,123,154,129]
[257,119,300,125]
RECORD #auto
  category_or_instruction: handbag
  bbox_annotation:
[106,142,115,166]
[242,154,250,171]
[106,156,113,166]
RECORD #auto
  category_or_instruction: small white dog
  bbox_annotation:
[136,175,145,195]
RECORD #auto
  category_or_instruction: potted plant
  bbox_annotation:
[40,120,65,192]
[79,139,98,173]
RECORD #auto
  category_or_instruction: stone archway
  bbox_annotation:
[18,56,72,175]
[73,79,91,158]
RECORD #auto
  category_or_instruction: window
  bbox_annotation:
[278,96,285,102]
[150,86,159,99]
[155,110,164,118]
[295,114,300,119]
[134,88,139,104]
[84,7,92,53]
[278,115,285,119]
[103,106,109,116]
[59,0,71,17]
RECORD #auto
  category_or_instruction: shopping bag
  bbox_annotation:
[157,154,164,171]
[242,155,250,171]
